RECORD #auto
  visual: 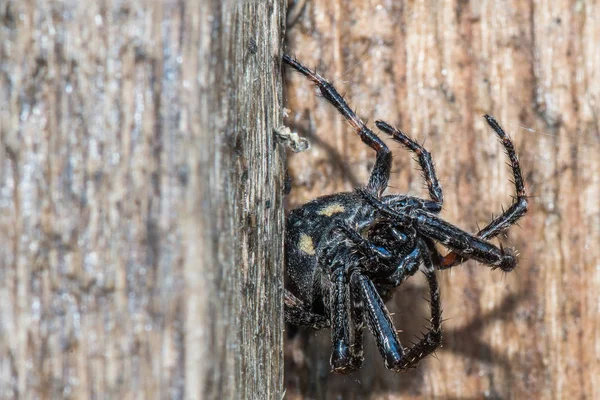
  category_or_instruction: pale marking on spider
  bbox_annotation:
[299,233,316,255]
[317,203,346,216]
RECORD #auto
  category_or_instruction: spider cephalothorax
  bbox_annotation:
[283,54,528,373]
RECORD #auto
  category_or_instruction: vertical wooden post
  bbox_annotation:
[190,1,287,398]
[0,1,286,398]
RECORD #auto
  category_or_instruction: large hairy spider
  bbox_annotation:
[282,54,528,373]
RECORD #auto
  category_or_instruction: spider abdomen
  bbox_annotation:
[285,192,366,303]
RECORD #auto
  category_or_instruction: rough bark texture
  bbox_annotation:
[283,1,599,399]
[0,1,286,399]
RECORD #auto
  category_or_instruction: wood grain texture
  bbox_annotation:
[0,1,286,399]
[283,1,599,399]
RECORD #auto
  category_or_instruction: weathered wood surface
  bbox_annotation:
[0,1,286,399]
[283,1,599,399]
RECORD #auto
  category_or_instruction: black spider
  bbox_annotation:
[282,54,528,373]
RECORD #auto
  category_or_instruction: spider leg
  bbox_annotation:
[375,120,443,209]
[352,241,443,372]
[440,115,528,269]
[414,210,517,271]
[356,124,521,272]
[349,277,365,369]
[392,240,443,370]
[283,54,392,195]
[333,221,392,265]
[334,220,421,282]
[351,272,406,370]
[284,290,330,329]
[375,246,421,302]
[329,268,364,373]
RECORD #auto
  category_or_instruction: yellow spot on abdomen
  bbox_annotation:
[299,233,316,255]
[317,203,345,216]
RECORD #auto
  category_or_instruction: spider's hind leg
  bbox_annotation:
[284,290,329,330]
[392,240,443,370]
[283,54,392,195]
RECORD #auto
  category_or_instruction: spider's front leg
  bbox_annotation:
[376,120,443,210]
[439,115,528,269]
[415,210,518,271]
[329,267,364,373]
[351,272,405,370]
[283,54,392,196]
[352,240,443,372]
[333,220,421,301]
[359,190,517,271]
[333,221,394,264]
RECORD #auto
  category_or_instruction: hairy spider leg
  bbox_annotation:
[358,189,517,271]
[415,211,517,271]
[356,188,413,227]
[440,115,528,269]
[333,219,421,301]
[376,120,443,209]
[393,240,443,370]
[375,247,422,302]
[283,54,392,195]
[350,241,444,372]
[329,268,363,373]
[352,272,405,370]
[284,290,330,329]
[333,221,393,266]
[349,278,365,370]
[328,221,430,373]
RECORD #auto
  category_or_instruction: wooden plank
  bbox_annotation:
[0,1,286,398]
